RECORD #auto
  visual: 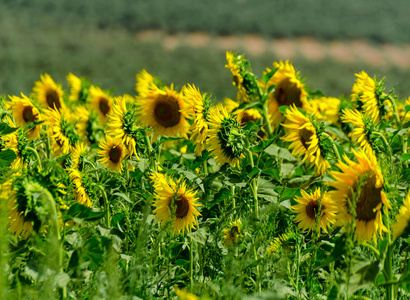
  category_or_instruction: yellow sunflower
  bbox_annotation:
[397,97,410,124]
[328,149,390,243]
[174,287,199,300]
[9,93,42,139]
[151,172,201,234]
[71,142,87,170]
[182,84,210,156]
[225,51,248,103]
[135,69,158,97]
[106,96,139,159]
[44,108,77,156]
[351,71,381,123]
[207,105,245,168]
[267,231,296,255]
[291,188,337,235]
[73,105,90,142]
[68,168,92,207]
[98,135,128,173]
[32,73,65,111]
[341,109,374,154]
[137,84,189,140]
[66,72,89,104]
[306,97,341,124]
[1,117,26,169]
[281,105,330,175]
[222,219,243,246]
[224,98,262,126]
[264,60,310,128]
[392,190,410,240]
[88,85,113,124]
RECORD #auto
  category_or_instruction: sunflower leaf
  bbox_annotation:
[0,123,18,136]
[188,227,208,246]
[0,149,17,167]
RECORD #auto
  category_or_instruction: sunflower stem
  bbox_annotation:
[26,146,42,171]
[383,212,397,300]
[246,148,259,219]
[190,235,194,291]
[96,185,110,227]
[262,101,273,139]
[362,242,380,258]
[388,95,401,127]
[321,132,341,162]
[373,131,392,157]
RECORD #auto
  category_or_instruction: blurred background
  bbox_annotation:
[1,0,410,100]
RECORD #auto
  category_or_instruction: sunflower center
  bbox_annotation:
[298,127,314,149]
[351,173,382,222]
[99,97,111,116]
[172,195,190,219]
[217,118,245,159]
[46,89,61,110]
[240,111,258,125]
[305,200,321,220]
[22,106,36,123]
[274,78,302,107]
[153,94,181,128]
[109,146,122,163]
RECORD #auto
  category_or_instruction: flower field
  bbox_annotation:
[1,51,410,299]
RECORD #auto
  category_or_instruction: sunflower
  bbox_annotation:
[68,168,92,207]
[137,85,189,140]
[135,69,160,97]
[66,72,89,103]
[225,51,249,103]
[73,105,90,142]
[98,135,128,173]
[328,149,390,243]
[341,109,374,154]
[222,219,243,246]
[207,105,245,167]
[151,172,201,234]
[106,96,139,159]
[392,190,410,240]
[71,142,88,170]
[281,105,330,175]
[267,231,296,255]
[88,85,113,124]
[9,93,42,139]
[306,97,341,124]
[182,84,211,156]
[32,73,65,111]
[224,98,262,126]
[1,118,27,169]
[351,71,381,123]
[264,60,310,128]
[291,188,337,235]
[44,108,78,156]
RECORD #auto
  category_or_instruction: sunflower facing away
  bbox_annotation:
[9,93,42,139]
[98,135,128,173]
[32,73,65,111]
[107,96,139,159]
[264,60,310,128]
[207,105,245,167]
[71,142,88,170]
[392,189,410,240]
[182,84,211,156]
[135,69,161,97]
[225,51,249,103]
[88,85,114,124]
[328,149,390,243]
[291,188,337,235]
[151,172,201,234]
[306,97,341,124]
[281,105,330,175]
[68,168,92,207]
[222,219,243,246]
[137,84,189,140]
[341,109,374,154]
[66,72,90,103]
[267,231,297,255]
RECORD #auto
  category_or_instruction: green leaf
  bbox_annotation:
[0,149,17,167]
[319,234,347,267]
[405,105,410,112]
[402,153,410,161]
[55,272,70,288]
[257,178,278,203]
[212,188,232,206]
[262,68,278,84]
[0,123,18,136]
[188,227,208,246]
[279,105,290,115]
[279,187,300,201]
[65,203,106,222]
[250,138,275,153]
[264,144,296,161]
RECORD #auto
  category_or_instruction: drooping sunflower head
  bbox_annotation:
[328,149,390,243]
[281,105,330,175]
[32,73,65,111]
[9,93,42,139]
[267,231,297,255]
[88,85,114,124]
[207,105,246,168]
[151,172,201,234]
[291,188,337,235]
[68,168,92,207]
[182,84,212,156]
[97,135,128,173]
[222,219,243,246]
[306,97,341,124]
[392,189,410,241]
[135,69,164,97]
[70,142,88,171]
[44,108,79,157]
[265,60,309,127]
[137,85,189,140]
[66,72,90,104]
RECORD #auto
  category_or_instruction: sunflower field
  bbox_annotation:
[1,51,410,300]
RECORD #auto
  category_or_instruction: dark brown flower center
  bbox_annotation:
[170,195,190,219]
[46,89,61,110]
[99,97,111,116]
[109,146,122,163]
[240,111,258,125]
[274,77,302,107]
[298,127,314,149]
[305,200,321,220]
[22,106,36,123]
[153,94,181,128]
[349,173,382,222]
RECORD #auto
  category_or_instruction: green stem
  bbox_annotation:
[388,95,401,127]
[321,132,341,161]
[246,148,259,219]
[373,131,392,156]
[96,185,110,227]
[26,146,42,170]
[190,236,194,290]
[262,101,274,139]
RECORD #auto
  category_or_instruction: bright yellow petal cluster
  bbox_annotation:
[9,93,42,139]
[32,73,66,111]
[392,189,410,240]
[88,85,113,124]
[222,219,243,246]
[341,109,373,154]
[98,135,128,173]
[306,97,340,124]
[68,168,92,207]
[351,71,380,123]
